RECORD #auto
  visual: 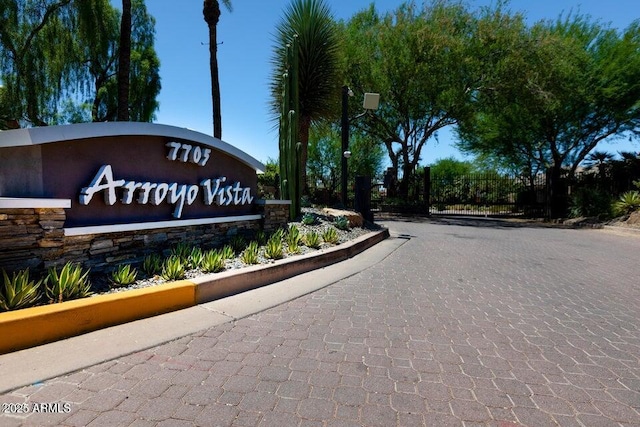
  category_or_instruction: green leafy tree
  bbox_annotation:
[429,157,477,177]
[340,1,476,199]
[0,0,76,127]
[0,0,159,126]
[203,0,232,138]
[270,0,341,194]
[457,10,640,216]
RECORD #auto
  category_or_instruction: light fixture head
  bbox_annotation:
[343,150,352,159]
[363,93,380,110]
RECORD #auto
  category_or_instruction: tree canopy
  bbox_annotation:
[0,0,160,129]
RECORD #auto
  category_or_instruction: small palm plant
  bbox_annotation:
[0,269,43,311]
[46,262,92,303]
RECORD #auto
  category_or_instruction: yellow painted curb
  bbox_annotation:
[0,280,196,354]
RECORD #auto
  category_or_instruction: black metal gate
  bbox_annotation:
[429,172,548,217]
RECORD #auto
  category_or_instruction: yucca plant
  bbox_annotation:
[188,247,205,269]
[322,227,339,245]
[161,255,185,281]
[142,253,163,276]
[220,245,235,260]
[613,191,640,216]
[202,250,225,273]
[110,264,138,288]
[46,262,92,303]
[0,269,43,311]
[334,215,349,231]
[304,231,322,249]
[264,235,284,260]
[241,241,260,265]
[302,212,316,225]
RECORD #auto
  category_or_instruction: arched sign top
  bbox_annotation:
[0,122,265,173]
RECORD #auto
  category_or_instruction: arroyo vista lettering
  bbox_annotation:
[79,165,254,218]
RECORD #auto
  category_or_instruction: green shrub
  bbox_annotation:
[161,255,185,281]
[304,231,322,249]
[302,212,316,225]
[110,264,138,287]
[322,227,339,244]
[0,269,43,311]
[46,262,92,303]
[613,191,640,216]
[264,235,284,260]
[286,225,302,246]
[568,188,613,219]
[241,241,260,265]
[202,250,225,273]
[142,253,163,276]
[334,215,350,230]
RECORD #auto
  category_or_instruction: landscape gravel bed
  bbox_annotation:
[92,207,378,296]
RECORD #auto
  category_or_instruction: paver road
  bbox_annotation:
[1,218,639,426]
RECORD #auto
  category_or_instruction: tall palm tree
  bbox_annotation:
[203,0,232,139]
[117,0,131,121]
[270,0,340,192]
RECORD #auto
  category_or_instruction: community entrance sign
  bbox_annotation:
[0,122,265,229]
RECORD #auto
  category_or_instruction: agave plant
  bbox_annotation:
[188,247,205,269]
[322,227,339,245]
[142,253,163,276]
[230,235,247,254]
[46,262,92,303]
[110,264,138,288]
[170,242,193,263]
[264,235,284,260]
[0,269,43,311]
[334,215,349,231]
[286,225,302,247]
[161,255,185,281]
[220,245,235,260]
[255,230,267,245]
[613,191,640,216]
[304,231,322,249]
[241,241,260,265]
[301,212,316,225]
[271,228,285,243]
[202,250,225,273]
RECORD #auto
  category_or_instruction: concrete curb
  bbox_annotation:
[0,228,389,355]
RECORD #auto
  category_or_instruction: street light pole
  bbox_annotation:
[341,85,350,207]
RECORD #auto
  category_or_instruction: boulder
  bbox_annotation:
[321,208,363,228]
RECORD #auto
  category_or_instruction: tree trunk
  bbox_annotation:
[203,1,222,139]
[117,0,131,121]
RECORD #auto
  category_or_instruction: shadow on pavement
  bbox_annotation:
[374,213,593,230]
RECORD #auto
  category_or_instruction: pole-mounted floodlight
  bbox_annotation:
[341,86,380,207]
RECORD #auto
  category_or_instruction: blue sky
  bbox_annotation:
[140,0,639,165]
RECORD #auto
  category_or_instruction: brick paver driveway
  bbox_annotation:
[2,218,639,426]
